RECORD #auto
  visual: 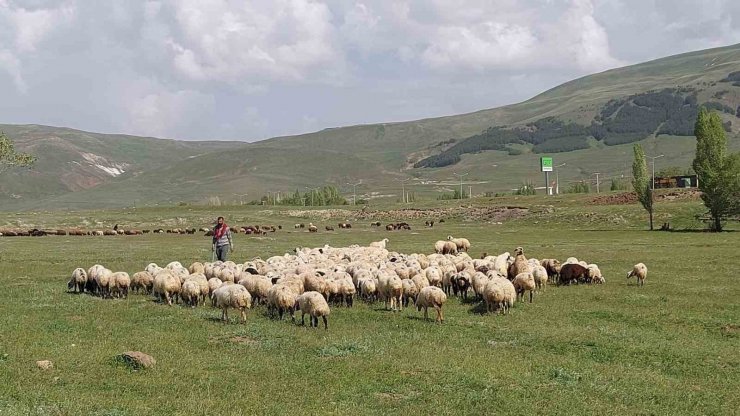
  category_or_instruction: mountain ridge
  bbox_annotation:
[2,43,739,210]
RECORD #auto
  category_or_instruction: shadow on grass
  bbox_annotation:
[468,302,488,315]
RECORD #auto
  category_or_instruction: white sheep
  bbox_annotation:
[587,264,605,284]
[532,265,548,292]
[207,278,224,306]
[267,284,298,321]
[369,238,389,249]
[295,291,331,330]
[153,269,182,306]
[483,277,516,315]
[181,280,201,308]
[627,263,647,286]
[212,284,252,323]
[415,286,447,323]
[110,272,131,299]
[402,279,419,307]
[360,278,377,302]
[447,235,471,252]
[512,272,536,303]
[68,268,87,293]
[131,271,154,294]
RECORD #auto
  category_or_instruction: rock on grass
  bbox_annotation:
[117,351,155,370]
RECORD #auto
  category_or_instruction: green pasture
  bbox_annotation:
[0,196,738,415]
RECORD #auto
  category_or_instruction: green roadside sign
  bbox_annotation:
[541,156,553,172]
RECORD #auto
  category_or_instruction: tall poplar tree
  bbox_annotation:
[693,108,740,231]
[632,144,654,230]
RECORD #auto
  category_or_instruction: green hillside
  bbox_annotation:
[1,44,739,210]
[0,125,244,208]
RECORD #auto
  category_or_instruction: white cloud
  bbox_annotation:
[0,0,738,141]
[165,0,342,83]
[0,49,25,93]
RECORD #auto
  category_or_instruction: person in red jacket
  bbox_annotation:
[211,216,233,262]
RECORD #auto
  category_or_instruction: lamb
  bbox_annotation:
[415,286,447,323]
[267,284,298,321]
[512,272,536,303]
[295,291,331,330]
[369,238,389,249]
[68,268,87,293]
[110,272,131,299]
[152,269,182,305]
[447,235,471,252]
[212,284,252,323]
[131,271,154,294]
[627,263,647,286]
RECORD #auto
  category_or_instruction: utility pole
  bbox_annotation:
[347,180,362,205]
[594,173,600,193]
[452,172,468,199]
[396,178,411,203]
[554,163,566,195]
[647,154,665,190]
[468,185,472,199]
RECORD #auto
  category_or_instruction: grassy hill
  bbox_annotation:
[1,44,739,210]
[0,125,244,208]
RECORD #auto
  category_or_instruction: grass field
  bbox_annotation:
[0,194,739,415]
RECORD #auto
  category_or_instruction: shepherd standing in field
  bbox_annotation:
[212,216,233,262]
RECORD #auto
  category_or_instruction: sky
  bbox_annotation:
[1,0,739,142]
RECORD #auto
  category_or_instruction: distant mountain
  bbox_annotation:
[2,44,739,210]
[0,124,244,207]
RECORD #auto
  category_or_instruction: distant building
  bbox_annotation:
[654,175,698,189]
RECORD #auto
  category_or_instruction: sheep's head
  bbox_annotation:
[514,247,524,256]
[447,235,454,240]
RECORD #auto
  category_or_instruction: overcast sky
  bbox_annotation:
[1,0,739,141]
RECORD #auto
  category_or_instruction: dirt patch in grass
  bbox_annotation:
[720,324,739,337]
[275,206,529,222]
[589,189,701,205]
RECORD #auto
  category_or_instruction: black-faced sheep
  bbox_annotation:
[295,291,331,330]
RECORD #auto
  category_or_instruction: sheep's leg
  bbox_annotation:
[424,307,428,321]
[289,307,295,323]
[300,312,305,326]
[165,292,172,306]
[240,309,246,324]
[529,290,533,303]
[322,316,328,330]
[278,308,284,320]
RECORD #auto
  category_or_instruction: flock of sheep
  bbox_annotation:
[67,235,648,329]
